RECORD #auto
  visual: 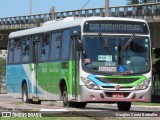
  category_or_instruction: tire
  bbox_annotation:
[32,100,41,104]
[62,86,70,107]
[62,86,87,108]
[22,83,29,103]
[73,102,87,108]
[117,102,131,111]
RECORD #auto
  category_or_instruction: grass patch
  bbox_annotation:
[11,102,23,105]
[0,117,125,120]
[132,102,160,106]
[0,117,91,120]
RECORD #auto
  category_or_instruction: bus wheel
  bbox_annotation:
[32,100,41,104]
[22,83,29,103]
[62,86,70,107]
[74,102,87,108]
[117,102,131,111]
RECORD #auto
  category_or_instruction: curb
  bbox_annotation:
[0,94,10,96]
[103,103,160,109]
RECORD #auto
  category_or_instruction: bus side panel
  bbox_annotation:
[35,61,73,101]
[6,64,32,99]
[36,62,62,100]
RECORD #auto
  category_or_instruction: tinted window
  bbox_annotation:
[8,39,14,63]
[61,30,70,59]
[22,38,30,63]
[33,35,41,62]
[14,39,21,63]
[51,32,61,60]
[41,33,50,61]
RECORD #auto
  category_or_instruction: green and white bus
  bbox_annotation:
[6,17,152,111]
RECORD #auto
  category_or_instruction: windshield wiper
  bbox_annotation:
[98,33,110,51]
[123,34,135,50]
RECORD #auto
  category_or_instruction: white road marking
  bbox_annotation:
[40,109,68,111]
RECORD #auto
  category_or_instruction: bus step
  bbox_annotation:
[32,97,39,102]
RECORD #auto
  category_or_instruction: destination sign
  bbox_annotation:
[83,21,148,34]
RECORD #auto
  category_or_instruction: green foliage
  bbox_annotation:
[126,0,139,4]
[152,48,160,75]
[126,0,154,5]
[0,58,6,63]
[35,18,41,27]
[0,58,6,71]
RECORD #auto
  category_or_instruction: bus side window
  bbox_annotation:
[8,39,14,64]
[61,30,70,60]
[50,32,61,60]
[22,37,30,63]
[13,38,21,63]
[40,33,50,61]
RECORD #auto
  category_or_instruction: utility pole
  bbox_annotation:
[30,0,32,15]
[105,0,109,17]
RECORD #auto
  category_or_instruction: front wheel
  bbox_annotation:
[117,102,131,111]
[62,86,87,108]
[73,102,87,108]
[62,86,71,107]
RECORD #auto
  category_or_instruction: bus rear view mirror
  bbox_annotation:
[76,40,82,51]
[72,30,81,39]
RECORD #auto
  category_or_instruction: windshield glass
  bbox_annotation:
[83,35,150,75]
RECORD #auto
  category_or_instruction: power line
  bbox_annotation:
[81,0,91,9]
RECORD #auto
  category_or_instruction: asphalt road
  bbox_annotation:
[0,94,160,119]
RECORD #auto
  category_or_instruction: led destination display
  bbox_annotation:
[84,21,149,34]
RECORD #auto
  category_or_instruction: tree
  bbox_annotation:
[126,0,139,4]
[126,0,153,5]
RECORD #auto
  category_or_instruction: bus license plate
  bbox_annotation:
[112,93,124,98]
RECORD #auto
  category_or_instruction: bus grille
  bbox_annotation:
[101,86,133,89]
[96,77,139,84]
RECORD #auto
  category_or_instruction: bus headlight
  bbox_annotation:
[135,78,151,90]
[81,77,100,90]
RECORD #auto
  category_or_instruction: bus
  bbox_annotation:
[6,17,152,111]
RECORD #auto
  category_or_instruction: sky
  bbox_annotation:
[0,0,127,18]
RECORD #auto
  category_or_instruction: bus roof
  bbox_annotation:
[9,17,147,38]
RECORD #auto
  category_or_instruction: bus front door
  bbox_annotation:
[32,41,41,102]
[72,38,79,100]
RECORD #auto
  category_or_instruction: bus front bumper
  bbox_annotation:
[80,86,151,102]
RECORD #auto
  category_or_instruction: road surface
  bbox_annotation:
[0,94,160,119]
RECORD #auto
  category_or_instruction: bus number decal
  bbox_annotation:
[99,67,116,72]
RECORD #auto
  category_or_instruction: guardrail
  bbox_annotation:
[0,2,160,29]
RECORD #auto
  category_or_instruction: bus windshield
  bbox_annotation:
[82,35,150,75]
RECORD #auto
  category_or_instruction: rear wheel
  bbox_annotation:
[22,83,29,103]
[117,102,131,111]
[32,100,41,104]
